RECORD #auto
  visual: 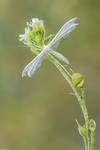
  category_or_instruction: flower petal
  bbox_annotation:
[51,50,69,64]
[47,18,78,49]
[22,51,45,77]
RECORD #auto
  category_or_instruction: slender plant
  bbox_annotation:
[19,18,96,150]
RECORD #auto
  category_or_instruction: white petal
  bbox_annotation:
[47,18,78,50]
[19,34,25,41]
[51,51,69,64]
[22,51,45,77]
[32,18,39,24]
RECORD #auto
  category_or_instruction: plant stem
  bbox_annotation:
[48,54,90,150]
[90,132,94,150]
[83,136,88,150]
[31,50,94,150]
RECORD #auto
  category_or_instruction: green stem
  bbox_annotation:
[90,132,94,150]
[31,50,92,150]
[83,136,88,150]
[47,54,90,150]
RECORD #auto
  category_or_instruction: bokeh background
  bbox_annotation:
[0,0,100,149]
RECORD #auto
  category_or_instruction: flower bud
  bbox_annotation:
[72,73,84,88]
[76,120,86,137]
[26,23,45,46]
[89,119,96,132]
[19,18,45,48]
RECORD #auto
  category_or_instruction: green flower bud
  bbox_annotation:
[72,73,84,88]
[19,18,45,48]
[76,120,86,137]
[79,126,86,137]
[89,119,96,132]
[26,24,45,47]
[27,26,44,46]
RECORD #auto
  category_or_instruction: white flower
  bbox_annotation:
[31,18,44,26]
[19,27,30,44]
[19,18,44,45]
[20,18,78,77]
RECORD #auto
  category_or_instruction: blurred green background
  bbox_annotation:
[0,0,100,149]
